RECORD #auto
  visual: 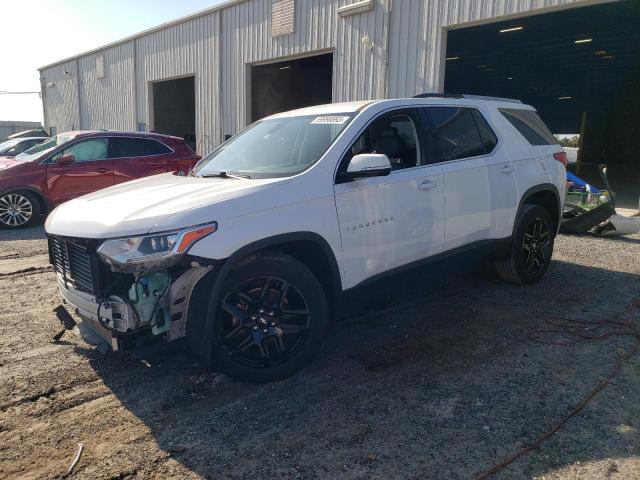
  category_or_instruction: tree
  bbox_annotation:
[555,135,580,148]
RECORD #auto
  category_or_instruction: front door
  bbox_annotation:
[46,138,114,204]
[334,108,445,289]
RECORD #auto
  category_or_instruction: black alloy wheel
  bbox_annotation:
[210,252,329,383]
[521,217,551,275]
[217,276,311,368]
[495,204,555,284]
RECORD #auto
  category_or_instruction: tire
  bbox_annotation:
[0,191,41,229]
[210,251,330,383]
[495,204,555,285]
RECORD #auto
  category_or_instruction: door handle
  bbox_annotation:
[96,168,109,173]
[418,180,437,190]
[501,165,515,174]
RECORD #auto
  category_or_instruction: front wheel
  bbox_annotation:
[495,204,555,285]
[0,191,40,229]
[210,252,329,383]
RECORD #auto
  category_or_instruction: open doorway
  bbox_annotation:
[152,76,196,151]
[250,52,333,122]
[444,1,640,207]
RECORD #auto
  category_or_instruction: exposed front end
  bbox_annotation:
[48,231,214,351]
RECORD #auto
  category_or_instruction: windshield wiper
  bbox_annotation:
[199,171,251,179]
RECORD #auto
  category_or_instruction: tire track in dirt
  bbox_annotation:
[0,250,48,261]
[0,373,102,412]
[0,265,52,278]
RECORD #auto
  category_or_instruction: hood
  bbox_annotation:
[0,156,19,170]
[45,172,290,238]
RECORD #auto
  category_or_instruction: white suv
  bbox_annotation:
[45,95,566,382]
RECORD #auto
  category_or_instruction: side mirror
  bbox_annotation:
[343,154,392,180]
[56,154,75,166]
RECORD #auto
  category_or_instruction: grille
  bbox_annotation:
[49,236,100,294]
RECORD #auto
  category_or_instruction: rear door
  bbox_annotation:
[424,106,516,250]
[110,137,174,184]
[46,138,114,204]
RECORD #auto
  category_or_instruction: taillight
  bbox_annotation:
[553,151,568,166]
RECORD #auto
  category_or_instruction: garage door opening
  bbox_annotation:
[251,53,333,122]
[152,76,196,150]
[444,1,640,207]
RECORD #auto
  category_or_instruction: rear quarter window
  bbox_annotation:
[499,108,557,146]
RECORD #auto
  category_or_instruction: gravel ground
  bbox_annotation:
[0,223,639,480]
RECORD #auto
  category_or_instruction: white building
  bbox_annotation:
[38,0,640,205]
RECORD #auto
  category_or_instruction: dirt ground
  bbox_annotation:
[0,224,639,480]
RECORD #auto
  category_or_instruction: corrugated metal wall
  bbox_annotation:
[78,43,136,131]
[136,11,220,154]
[41,61,81,132]
[39,0,587,153]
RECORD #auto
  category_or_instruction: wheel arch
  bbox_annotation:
[516,184,561,234]
[187,232,343,364]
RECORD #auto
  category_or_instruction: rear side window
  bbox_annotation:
[111,137,172,158]
[424,107,487,161]
[499,108,557,146]
[472,110,498,153]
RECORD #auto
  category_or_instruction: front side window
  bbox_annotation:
[111,137,172,158]
[55,138,109,163]
[193,114,352,179]
[15,134,77,162]
[499,108,557,146]
[343,111,422,172]
[426,107,486,162]
[0,140,20,156]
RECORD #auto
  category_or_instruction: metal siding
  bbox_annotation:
[220,0,388,133]
[40,61,80,132]
[78,42,136,130]
[135,11,220,154]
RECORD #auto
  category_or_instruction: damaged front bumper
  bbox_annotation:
[54,264,212,352]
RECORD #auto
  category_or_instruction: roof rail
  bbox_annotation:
[412,93,522,104]
[413,93,463,99]
[461,94,522,104]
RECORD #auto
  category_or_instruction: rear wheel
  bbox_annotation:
[495,204,555,284]
[210,252,329,383]
[0,191,40,229]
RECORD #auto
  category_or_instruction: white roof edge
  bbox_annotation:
[38,0,248,71]
[263,101,377,119]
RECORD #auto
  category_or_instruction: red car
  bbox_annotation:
[0,131,200,228]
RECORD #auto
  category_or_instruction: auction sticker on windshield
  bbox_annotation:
[311,116,349,125]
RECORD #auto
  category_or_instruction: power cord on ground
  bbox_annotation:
[475,300,640,479]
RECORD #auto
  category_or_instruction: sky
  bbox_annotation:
[0,0,224,123]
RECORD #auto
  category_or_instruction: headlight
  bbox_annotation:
[97,223,217,272]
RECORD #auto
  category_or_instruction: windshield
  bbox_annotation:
[192,114,353,179]
[0,140,20,156]
[15,134,76,162]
